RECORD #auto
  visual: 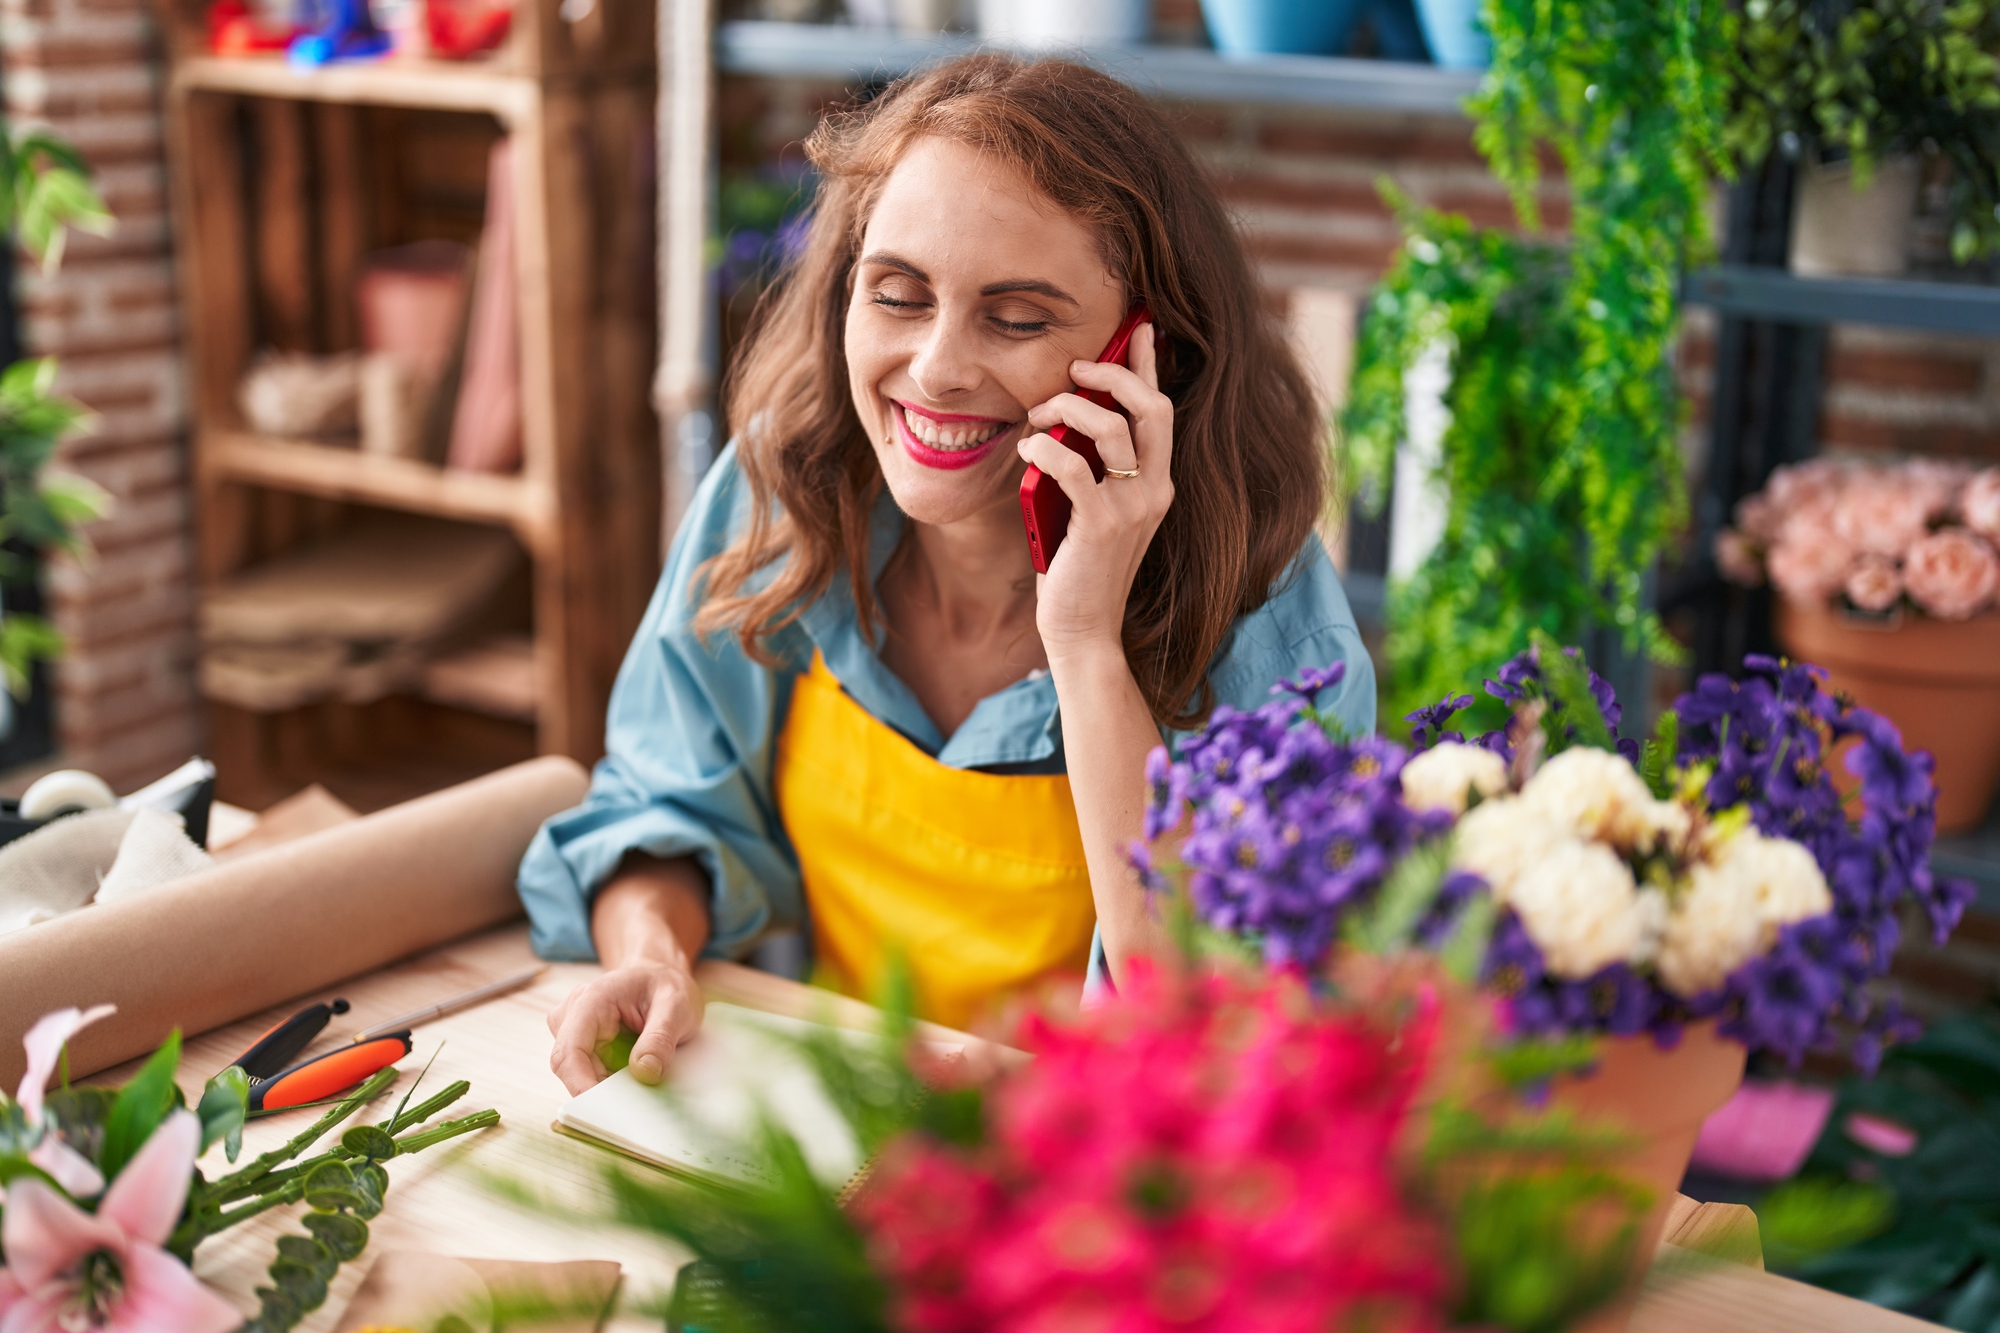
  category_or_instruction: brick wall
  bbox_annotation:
[0,0,199,791]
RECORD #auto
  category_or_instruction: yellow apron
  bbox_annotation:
[774,652,1097,1029]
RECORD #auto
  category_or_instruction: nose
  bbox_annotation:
[906,311,982,401]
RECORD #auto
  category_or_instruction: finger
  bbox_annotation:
[1018,432,1103,510]
[1027,390,1129,446]
[1131,322,1159,393]
[545,991,570,1038]
[551,992,617,1094]
[1066,360,1170,476]
[629,985,701,1085]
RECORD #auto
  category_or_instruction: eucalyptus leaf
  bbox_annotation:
[302,1159,359,1212]
[303,1210,368,1261]
[340,1124,397,1161]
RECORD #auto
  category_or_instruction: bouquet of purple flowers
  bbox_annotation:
[1137,636,1975,1071]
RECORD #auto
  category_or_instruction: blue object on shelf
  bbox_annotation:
[1412,0,1489,67]
[287,0,391,66]
[1200,0,1361,56]
[1356,0,1430,61]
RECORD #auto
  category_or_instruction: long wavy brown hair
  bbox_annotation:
[696,53,1325,728]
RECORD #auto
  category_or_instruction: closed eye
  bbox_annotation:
[872,294,926,312]
[992,316,1050,334]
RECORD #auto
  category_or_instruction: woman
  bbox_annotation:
[520,54,1373,1094]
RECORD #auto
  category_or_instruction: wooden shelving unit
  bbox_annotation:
[161,0,662,806]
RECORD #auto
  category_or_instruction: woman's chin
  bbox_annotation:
[875,442,1025,529]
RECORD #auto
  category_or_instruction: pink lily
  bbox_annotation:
[12,1006,117,1200]
[0,1108,242,1333]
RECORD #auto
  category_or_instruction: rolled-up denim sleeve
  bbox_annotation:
[516,446,804,962]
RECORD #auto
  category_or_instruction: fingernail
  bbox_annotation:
[635,1053,663,1081]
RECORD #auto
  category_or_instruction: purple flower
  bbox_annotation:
[1142,746,1185,843]
[1406,693,1474,750]
[1271,660,1347,704]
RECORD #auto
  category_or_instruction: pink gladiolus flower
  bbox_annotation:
[1962,469,2000,542]
[852,964,1445,1333]
[1844,555,1904,613]
[12,1005,117,1201]
[1767,517,1857,607]
[0,1110,241,1333]
[1833,473,1931,558]
[1904,527,2000,620]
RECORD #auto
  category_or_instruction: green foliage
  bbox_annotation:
[1449,1165,1650,1333]
[1530,629,1615,754]
[1340,0,1735,730]
[1639,709,1680,800]
[1483,1033,1603,1092]
[196,1065,249,1164]
[98,1029,181,1183]
[1343,835,1454,956]
[0,127,111,274]
[1730,0,2000,263]
[1773,1010,2000,1326]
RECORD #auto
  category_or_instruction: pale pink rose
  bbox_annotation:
[1844,555,1904,612]
[1833,470,1931,557]
[1715,527,1765,586]
[1766,515,1857,606]
[1905,457,1973,519]
[1962,469,2000,541]
[1904,527,2000,620]
[1765,459,1849,526]
[1734,493,1782,544]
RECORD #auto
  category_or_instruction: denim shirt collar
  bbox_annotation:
[792,488,1064,769]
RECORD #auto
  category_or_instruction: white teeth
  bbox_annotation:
[902,407,1005,451]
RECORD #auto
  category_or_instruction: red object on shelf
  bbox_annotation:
[424,0,511,59]
[207,0,300,53]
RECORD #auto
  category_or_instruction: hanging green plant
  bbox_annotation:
[1339,0,1736,733]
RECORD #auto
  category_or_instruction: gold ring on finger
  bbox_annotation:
[1104,466,1141,480]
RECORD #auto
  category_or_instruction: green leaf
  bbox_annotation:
[198,1067,250,1164]
[1342,836,1452,956]
[302,1159,359,1212]
[1439,893,1498,984]
[303,1210,369,1261]
[595,1029,635,1075]
[1758,1176,1895,1270]
[100,1030,182,1182]
[339,1125,397,1161]
[1639,710,1680,800]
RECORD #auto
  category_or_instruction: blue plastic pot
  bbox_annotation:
[1413,0,1490,67]
[1200,0,1360,56]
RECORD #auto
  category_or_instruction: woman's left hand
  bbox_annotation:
[1017,322,1174,662]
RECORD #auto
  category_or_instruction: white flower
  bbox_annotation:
[1450,797,1569,900]
[1400,742,1510,816]
[1508,838,1651,979]
[1657,862,1764,998]
[1518,746,1687,851]
[1657,830,1832,998]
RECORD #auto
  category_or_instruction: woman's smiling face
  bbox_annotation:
[845,136,1126,528]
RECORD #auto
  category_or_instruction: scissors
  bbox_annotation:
[229,999,411,1113]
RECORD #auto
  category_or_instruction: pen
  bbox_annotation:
[351,964,548,1043]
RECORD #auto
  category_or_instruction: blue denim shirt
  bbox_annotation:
[516,442,1376,964]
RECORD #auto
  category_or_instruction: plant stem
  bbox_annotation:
[392,1108,500,1155]
[380,1080,469,1136]
[199,1068,399,1204]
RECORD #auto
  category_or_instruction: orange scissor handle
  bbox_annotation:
[248,1033,411,1112]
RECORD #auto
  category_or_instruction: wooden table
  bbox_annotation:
[131,922,1935,1333]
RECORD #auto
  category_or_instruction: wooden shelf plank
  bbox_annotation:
[203,429,550,543]
[715,20,1480,113]
[171,53,538,121]
[421,633,540,723]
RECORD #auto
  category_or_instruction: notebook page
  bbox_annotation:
[554,1002,875,1187]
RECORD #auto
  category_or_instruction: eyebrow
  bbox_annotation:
[858,251,1080,308]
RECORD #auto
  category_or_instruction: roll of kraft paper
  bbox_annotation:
[0,755,587,1087]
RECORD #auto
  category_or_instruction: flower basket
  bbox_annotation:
[1548,1021,1746,1330]
[1778,599,2000,833]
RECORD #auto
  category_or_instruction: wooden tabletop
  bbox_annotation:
[114,922,1934,1333]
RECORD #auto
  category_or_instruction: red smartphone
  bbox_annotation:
[1019,305,1153,574]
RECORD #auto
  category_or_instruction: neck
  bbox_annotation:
[896,498,1038,642]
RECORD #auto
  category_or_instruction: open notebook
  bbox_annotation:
[554,1002,949,1190]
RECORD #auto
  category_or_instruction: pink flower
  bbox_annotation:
[1905,457,1972,520]
[852,966,1445,1333]
[1843,1112,1918,1158]
[1833,471,1932,557]
[1733,494,1782,545]
[1714,528,1765,586]
[1764,459,1848,527]
[1962,469,2000,542]
[1904,527,2000,620]
[11,1006,117,1201]
[0,1110,242,1333]
[1766,516,1857,607]
[1845,555,1904,613]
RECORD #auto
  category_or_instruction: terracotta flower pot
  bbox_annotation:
[1778,600,2000,834]
[1549,1021,1747,1331]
